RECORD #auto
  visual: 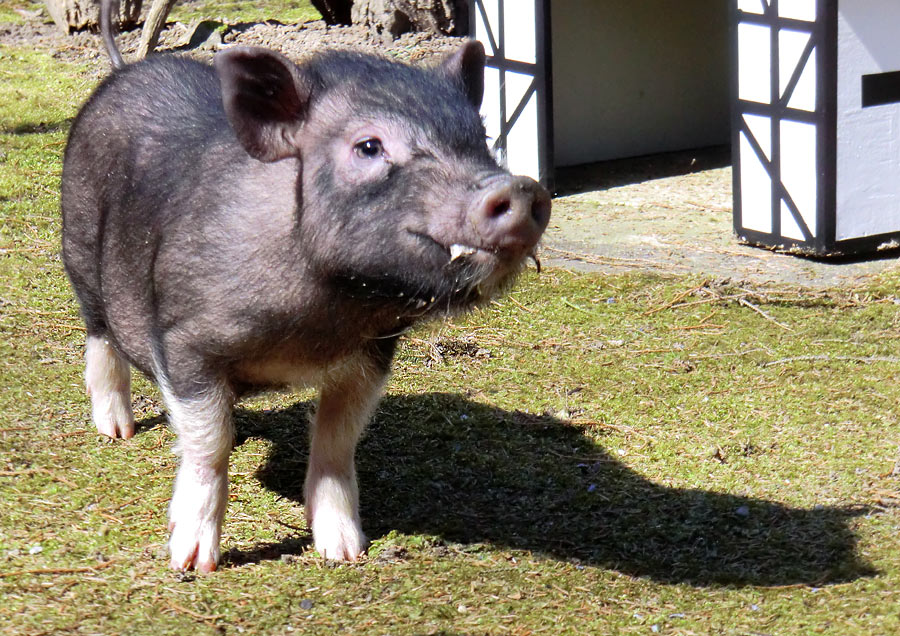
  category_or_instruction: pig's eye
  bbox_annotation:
[354,138,384,159]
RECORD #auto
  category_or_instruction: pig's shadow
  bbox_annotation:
[230,392,875,586]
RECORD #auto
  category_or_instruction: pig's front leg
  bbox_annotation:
[305,365,387,561]
[159,376,234,573]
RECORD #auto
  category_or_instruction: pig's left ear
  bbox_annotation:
[441,40,486,109]
[215,47,313,162]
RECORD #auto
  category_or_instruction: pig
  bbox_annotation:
[61,13,550,572]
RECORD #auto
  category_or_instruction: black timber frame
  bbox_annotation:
[469,0,555,190]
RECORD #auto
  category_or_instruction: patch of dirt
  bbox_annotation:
[6,11,900,289]
[0,10,460,77]
[545,150,900,288]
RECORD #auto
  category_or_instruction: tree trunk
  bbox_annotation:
[45,0,141,32]
[136,0,179,57]
[314,0,466,38]
[352,0,466,37]
[310,0,353,25]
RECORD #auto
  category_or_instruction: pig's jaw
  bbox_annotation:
[325,249,525,319]
[448,242,541,271]
[416,230,537,305]
[320,225,534,320]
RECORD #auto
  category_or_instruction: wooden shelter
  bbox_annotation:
[472,0,900,255]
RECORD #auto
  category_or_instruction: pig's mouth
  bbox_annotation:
[411,231,536,270]
[448,242,542,273]
[326,231,537,320]
[403,231,541,311]
[409,231,486,260]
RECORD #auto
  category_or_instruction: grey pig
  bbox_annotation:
[61,31,550,571]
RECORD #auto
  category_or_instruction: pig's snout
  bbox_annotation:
[472,176,551,254]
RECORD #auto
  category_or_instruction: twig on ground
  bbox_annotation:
[684,200,732,213]
[738,297,794,331]
[670,323,726,331]
[33,321,87,332]
[59,429,88,438]
[506,295,533,313]
[273,518,306,533]
[167,601,222,624]
[541,246,688,271]
[764,355,900,367]
[562,298,591,314]
[643,282,709,316]
[0,468,77,487]
[0,560,115,578]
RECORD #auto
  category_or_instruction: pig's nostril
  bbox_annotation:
[531,195,551,226]
[490,198,512,218]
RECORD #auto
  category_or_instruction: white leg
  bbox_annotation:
[159,378,233,573]
[84,335,135,439]
[305,368,387,561]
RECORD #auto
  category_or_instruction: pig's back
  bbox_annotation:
[74,57,224,141]
[61,57,233,374]
[64,57,230,192]
[62,56,227,224]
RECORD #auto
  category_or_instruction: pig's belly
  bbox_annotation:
[230,351,371,392]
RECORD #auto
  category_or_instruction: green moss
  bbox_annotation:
[169,0,320,25]
[0,0,35,23]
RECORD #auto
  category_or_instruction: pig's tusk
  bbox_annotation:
[449,244,477,262]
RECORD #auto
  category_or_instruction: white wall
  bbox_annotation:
[551,0,731,167]
[836,1,900,241]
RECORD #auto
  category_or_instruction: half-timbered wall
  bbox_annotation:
[734,0,900,254]
[733,0,825,246]
[475,0,900,255]
[471,0,551,183]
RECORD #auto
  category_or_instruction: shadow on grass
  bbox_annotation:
[228,392,874,587]
[2,120,71,135]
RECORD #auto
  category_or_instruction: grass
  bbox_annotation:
[0,0,320,25]
[168,0,320,26]
[2,4,900,634]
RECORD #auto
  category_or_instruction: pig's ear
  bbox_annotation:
[441,40,486,109]
[215,47,313,162]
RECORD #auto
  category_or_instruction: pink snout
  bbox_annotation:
[471,175,551,253]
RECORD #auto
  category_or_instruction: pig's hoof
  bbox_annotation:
[311,515,367,561]
[92,395,135,439]
[168,521,220,573]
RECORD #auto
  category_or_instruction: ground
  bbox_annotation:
[548,148,900,288]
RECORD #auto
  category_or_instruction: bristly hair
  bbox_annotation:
[327,251,526,322]
[305,50,488,156]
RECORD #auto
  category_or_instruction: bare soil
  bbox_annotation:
[6,9,900,289]
[0,8,462,73]
[547,148,900,288]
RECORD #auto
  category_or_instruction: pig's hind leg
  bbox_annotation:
[305,363,388,561]
[84,335,135,439]
[158,372,234,573]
